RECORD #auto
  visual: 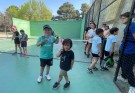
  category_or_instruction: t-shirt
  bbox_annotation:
[105,35,117,52]
[92,35,102,54]
[120,22,135,54]
[13,31,20,40]
[88,29,96,38]
[20,34,28,42]
[37,35,56,59]
[60,50,74,71]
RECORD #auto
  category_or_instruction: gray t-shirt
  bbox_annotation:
[20,34,28,41]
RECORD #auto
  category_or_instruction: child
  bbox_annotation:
[11,26,22,55]
[53,39,74,89]
[101,27,119,70]
[87,28,103,73]
[20,29,28,56]
[105,27,119,58]
[37,25,59,83]
[86,22,97,58]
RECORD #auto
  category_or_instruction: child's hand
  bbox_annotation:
[98,53,102,57]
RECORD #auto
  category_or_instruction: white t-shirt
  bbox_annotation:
[87,29,96,38]
[105,35,117,52]
[92,35,102,54]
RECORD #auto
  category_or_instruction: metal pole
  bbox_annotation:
[114,0,135,81]
[97,0,102,28]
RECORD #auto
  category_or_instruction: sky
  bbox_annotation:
[0,0,93,15]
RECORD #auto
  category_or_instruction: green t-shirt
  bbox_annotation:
[37,35,56,59]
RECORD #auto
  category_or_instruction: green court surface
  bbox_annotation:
[0,39,120,93]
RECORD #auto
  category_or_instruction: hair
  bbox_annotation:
[105,25,110,29]
[91,22,96,28]
[20,29,24,32]
[96,28,103,35]
[120,12,130,18]
[103,24,107,26]
[62,39,73,48]
[110,27,119,34]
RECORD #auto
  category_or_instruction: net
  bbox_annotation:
[0,38,92,63]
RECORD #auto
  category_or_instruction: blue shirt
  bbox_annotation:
[120,22,135,54]
[92,35,102,54]
[37,35,56,59]
[105,35,117,52]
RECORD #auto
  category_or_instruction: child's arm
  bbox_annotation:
[110,42,115,56]
[70,60,74,70]
[56,49,63,58]
[36,39,47,47]
[98,43,102,57]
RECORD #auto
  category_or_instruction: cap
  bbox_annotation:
[43,25,52,30]
[12,25,17,29]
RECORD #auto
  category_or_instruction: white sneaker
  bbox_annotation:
[117,75,128,83]
[128,87,135,93]
[45,74,51,80]
[37,76,43,83]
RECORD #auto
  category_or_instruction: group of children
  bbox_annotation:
[84,22,119,73]
[11,26,28,57]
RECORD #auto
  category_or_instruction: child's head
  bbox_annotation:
[102,24,106,28]
[20,29,25,34]
[62,39,72,51]
[43,25,52,35]
[96,28,104,37]
[105,25,110,30]
[90,22,96,29]
[110,27,119,35]
[11,25,17,31]
[120,12,130,24]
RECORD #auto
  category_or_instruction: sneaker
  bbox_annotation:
[87,68,93,73]
[103,67,109,71]
[87,54,90,58]
[64,81,70,89]
[45,74,51,81]
[84,52,86,55]
[25,53,29,57]
[93,67,98,71]
[37,76,43,83]
[53,82,60,89]
[128,87,135,93]
[21,53,25,56]
[117,75,128,83]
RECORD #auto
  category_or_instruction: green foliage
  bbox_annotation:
[57,2,80,20]
[6,0,52,21]
[80,3,90,16]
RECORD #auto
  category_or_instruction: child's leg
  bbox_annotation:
[15,44,17,53]
[40,67,45,76]
[57,70,65,83]
[17,44,22,53]
[87,43,92,55]
[89,57,99,69]
[46,65,50,75]
[64,72,69,83]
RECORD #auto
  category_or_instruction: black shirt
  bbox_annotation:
[13,31,20,40]
[60,50,74,71]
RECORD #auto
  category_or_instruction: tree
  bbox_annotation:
[6,0,52,21]
[6,5,20,18]
[57,2,79,20]
[80,3,90,16]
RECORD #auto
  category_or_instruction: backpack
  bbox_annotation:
[104,57,114,68]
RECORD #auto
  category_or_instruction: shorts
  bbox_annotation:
[14,39,20,44]
[21,41,27,47]
[40,58,53,67]
[92,53,99,57]
[88,38,92,43]
[104,51,114,58]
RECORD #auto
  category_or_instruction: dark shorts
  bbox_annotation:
[21,41,27,47]
[40,58,53,67]
[105,51,114,57]
[14,39,20,44]
[92,53,99,57]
